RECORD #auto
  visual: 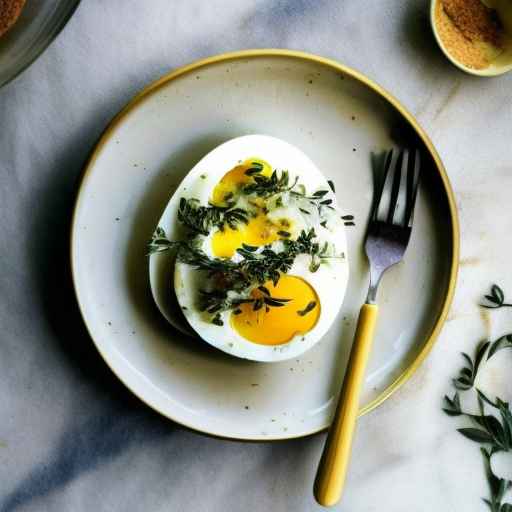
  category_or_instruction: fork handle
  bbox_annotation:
[314,303,379,507]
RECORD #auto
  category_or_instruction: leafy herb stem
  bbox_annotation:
[199,286,291,326]
[177,197,249,236]
[481,284,512,309]
[444,284,512,510]
[241,169,334,216]
[149,227,342,323]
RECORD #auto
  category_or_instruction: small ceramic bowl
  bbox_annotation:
[430,0,512,76]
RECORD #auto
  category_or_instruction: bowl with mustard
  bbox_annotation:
[431,0,512,76]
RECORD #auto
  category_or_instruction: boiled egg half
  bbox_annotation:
[149,135,349,362]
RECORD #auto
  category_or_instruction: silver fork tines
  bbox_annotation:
[365,147,420,303]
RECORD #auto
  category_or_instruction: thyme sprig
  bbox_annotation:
[452,335,512,391]
[199,286,291,326]
[242,168,298,197]
[179,227,338,283]
[453,341,490,391]
[241,169,334,216]
[482,447,512,512]
[177,197,249,236]
[149,227,343,324]
[443,389,512,511]
[443,390,512,451]
[443,284,512,510]
[482,284,512,309]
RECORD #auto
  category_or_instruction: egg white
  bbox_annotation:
[149,135,349,362]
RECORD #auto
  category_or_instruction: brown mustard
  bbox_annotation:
[435,0,505,69]
[0,0,27,38]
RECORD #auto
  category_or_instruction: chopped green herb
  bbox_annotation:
[258,286,270,296]
[177,197,249,235]
[245,161,264,176]
[211,314,224,326]
[297,301,317,316]
[149,227,341,324]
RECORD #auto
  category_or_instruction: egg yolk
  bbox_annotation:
[212,214,283,258]
[210,158,291,258]
[211,158,272,206]
[231,276,320,345]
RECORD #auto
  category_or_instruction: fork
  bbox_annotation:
[314,147,421,507]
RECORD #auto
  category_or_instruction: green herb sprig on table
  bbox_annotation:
[452,341,490,391]
[443,284,512,510]
[482,284,512,309]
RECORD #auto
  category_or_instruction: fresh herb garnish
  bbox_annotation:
[148,227,177,253]
[327,180,336,193]
[241,169,334,217]
[452,341,490,391]
[199,287,290,318]
[242,169,298,198]
[443,284,512,510]
[177,197,249,235]
[149,227,342,323]
[341,214,355,227]
[443,386,512,510]
[488,334,512,359]
[482,284,512,309]
[244,161,265,176]
[211,313,224,326]
[297,301,317,317]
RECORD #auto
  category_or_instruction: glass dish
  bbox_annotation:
[0,0,80,88]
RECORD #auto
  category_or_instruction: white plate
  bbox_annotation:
[71,50,458,441]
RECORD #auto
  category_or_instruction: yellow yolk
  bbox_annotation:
[212,213,281,258]
[231,276,320,345]
[210,158,290,258]
[211,158,272,206]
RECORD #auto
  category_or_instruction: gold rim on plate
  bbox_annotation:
[71,49,460,441]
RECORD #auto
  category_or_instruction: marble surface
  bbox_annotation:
[1,1,511,510]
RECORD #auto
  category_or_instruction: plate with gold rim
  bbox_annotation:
[71,49,458,441]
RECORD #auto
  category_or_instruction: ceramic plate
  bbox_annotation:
[71,50,458,441]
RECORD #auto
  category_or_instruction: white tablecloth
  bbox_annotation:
[1,1,512,510]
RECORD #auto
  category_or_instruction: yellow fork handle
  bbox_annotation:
[314,303,379,507]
